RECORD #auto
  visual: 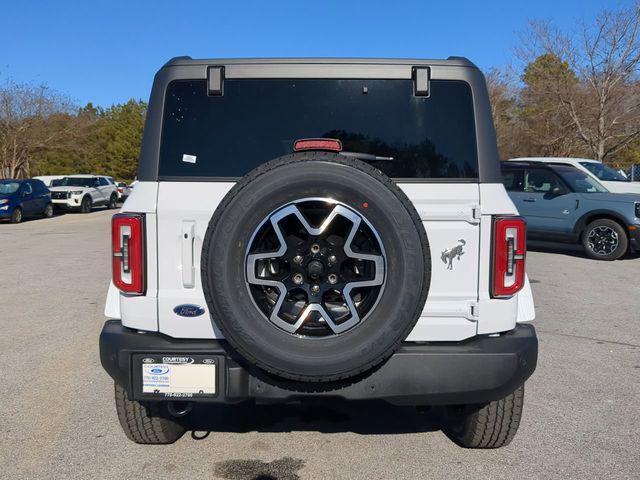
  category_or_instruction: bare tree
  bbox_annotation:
[579,5,640,160]
[519,2,640,161]
[0,81,85,178]
[486,68,524,159]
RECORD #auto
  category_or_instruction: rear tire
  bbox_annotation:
[107,193,118,209]
[43,203,54,218]
[443,384,525,449]
[10,207,22,224]
[582,219,627,260]
[80,196,92,213]
[114,383,186,444]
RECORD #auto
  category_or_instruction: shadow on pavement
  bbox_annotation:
[527,241,587,258]
[528,240,640,260]
[183,399,442,436]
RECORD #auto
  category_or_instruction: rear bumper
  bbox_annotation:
[99,320,538,406]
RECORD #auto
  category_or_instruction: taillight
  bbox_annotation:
[492,216,526,298]
[112,213,145,295]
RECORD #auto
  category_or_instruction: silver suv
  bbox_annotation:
[50,175,119,212]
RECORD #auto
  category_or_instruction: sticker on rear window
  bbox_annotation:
[182,153,197,164]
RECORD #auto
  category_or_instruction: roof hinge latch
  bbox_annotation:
[472,205,482,222]
[207,66,225,96]
[468,301,480,321]
[412,67,430,97]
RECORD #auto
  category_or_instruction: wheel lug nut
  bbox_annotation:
[328,274,338,284]
[311,285,320,295]
[310,243,320,254]
[328,255,337,264]
[293,273,304,285]
[293,255,303,264]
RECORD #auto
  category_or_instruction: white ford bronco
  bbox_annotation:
[100,57,537,448]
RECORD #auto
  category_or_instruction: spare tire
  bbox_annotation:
[202,152,430,382]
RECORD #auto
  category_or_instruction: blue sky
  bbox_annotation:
[0,0,632,107]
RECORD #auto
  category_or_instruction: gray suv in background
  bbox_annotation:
[502,161,640,260]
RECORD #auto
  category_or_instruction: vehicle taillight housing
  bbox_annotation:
[112,213,145,295]
[492,216,526,298]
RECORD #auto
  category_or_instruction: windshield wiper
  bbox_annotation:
[339,151,394,162]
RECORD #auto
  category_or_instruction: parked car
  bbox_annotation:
[0,179,53,223]
[100,56,538,448]
[33,175,65,187]
[116,182,131,201]
[511,157,640,194]
[49,175,119,212]
[502,161,640,260]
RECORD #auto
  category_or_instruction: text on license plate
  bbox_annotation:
[142,361,216,395]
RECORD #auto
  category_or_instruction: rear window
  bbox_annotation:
[579,161,629,182]
[158,79,478,180]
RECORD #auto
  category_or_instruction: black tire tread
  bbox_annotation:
[10,207,22,223]
[445,384,524,449]
[201,152,430,382]
[43,203,53,218]
[114,383,185,444]
[80,196,92,213]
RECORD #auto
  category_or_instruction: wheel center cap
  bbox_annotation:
[306,260,324,279]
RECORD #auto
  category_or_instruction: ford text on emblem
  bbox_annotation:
[173,304,206,317]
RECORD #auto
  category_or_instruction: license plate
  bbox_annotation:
[140,355,216,398]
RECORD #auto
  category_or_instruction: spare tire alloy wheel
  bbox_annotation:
[202,153,430,383]
[246,198,386,337]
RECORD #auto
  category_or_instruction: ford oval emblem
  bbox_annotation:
[149,366,169,375]
[173,304,206,317]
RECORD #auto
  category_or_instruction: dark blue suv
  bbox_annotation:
[0,179,53,223]
[502,161,640,260]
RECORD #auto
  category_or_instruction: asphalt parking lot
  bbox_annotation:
[1,209,639,480]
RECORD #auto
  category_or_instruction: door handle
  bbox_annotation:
[181,221,196,288]
[523,198,537,202]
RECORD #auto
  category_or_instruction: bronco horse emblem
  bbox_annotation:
[441,239,466,270]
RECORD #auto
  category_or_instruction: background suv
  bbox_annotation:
[512,157,640,194]
[50,175,119,213]
[0,179,53,223]
[502,161,640,260]
[115,182,131,201]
